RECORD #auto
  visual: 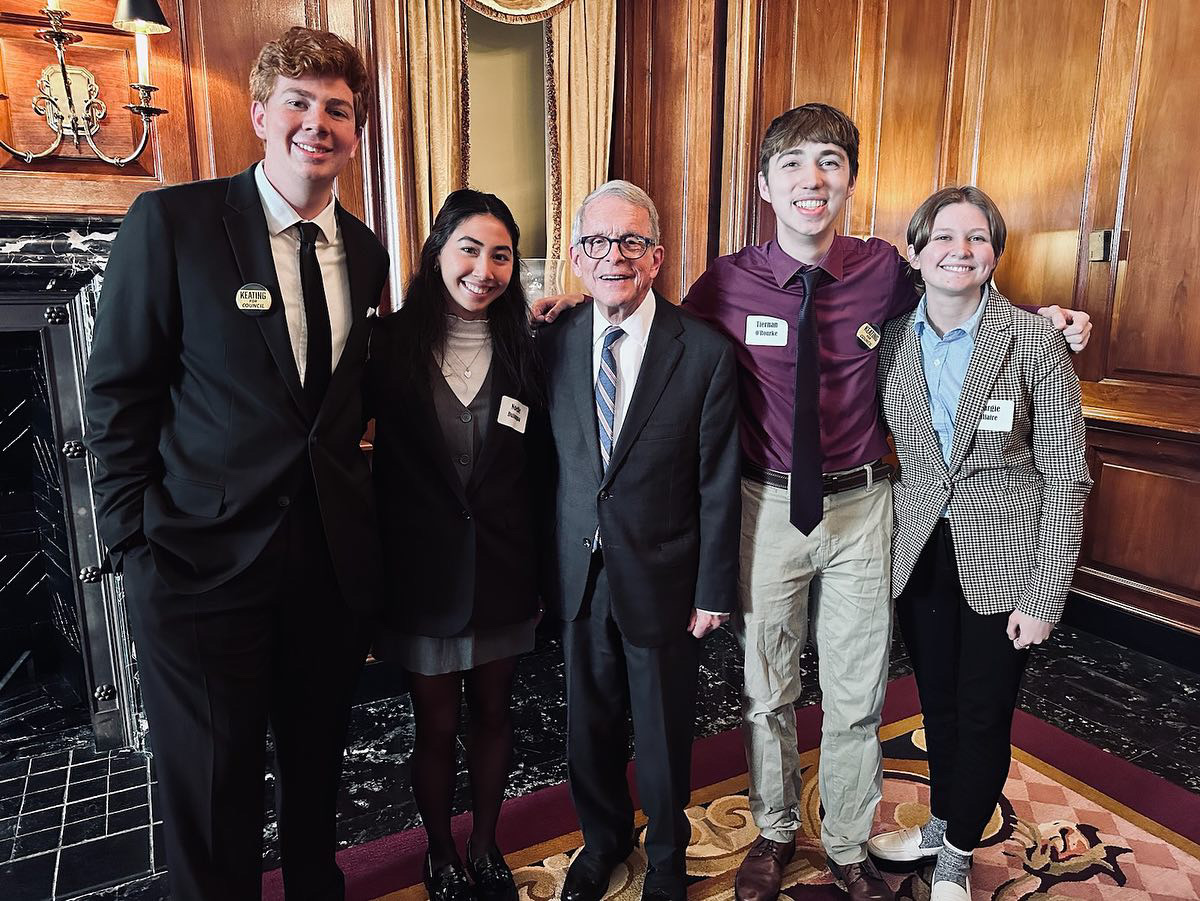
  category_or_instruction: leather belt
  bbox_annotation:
[742,459,893,495]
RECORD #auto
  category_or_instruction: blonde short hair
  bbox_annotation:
[249,27,371,131]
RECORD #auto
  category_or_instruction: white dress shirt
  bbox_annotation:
[254,163,353,384]
[591,290,656,445]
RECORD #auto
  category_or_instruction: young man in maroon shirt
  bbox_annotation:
[537,103,1090,901]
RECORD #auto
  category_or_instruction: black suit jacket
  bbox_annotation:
[538,294,741,647]
[83,165,389,609]
[366,310,545,638]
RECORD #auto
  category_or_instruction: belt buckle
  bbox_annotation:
[864,462,874,489]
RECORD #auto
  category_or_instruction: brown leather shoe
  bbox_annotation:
[735,835,796,901]
[826,856,894,901]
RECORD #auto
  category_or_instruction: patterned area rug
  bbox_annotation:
[264,676,1200,901]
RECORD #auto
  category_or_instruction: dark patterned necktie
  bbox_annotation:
[790,267,823,534]
[595,325,624,470]
[296,221,331,414]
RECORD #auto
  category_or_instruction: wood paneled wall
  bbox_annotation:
[0,0,193,213]
[627,0,1199,632]
[610,0,723,304]
[3,0,1196,631]
[0,0,375,222]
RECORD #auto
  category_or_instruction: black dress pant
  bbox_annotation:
[562,553,699,899]
[896,520,1029,852]
[122,485,370,901]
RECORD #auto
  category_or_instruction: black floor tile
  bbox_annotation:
[62,814,106,847]
[72,871,169,900]
[0,835,12,864]
[108,786,148,814]
[13,824,61,858]
[29,750,70,775]
[20,806,63,835]
[1,814,16,840]
[0,774,26,800]
[108,805,151,834]
[68,761,107,785]
[67,777,108,804]
[55,827,153,898]
[107,770,146,794]
[65,797,106,824]
[0,793,22,819]
[27,768,68,794]
[0,848,56,900]
[22,784,67,815]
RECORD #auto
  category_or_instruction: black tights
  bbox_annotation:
[407,655,519,867]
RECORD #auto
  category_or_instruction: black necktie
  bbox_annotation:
[790,267,823,534]
[296,221,331,414]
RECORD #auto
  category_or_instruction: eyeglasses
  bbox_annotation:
[576,233,656,260]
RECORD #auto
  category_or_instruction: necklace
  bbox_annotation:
[443,340,486,380]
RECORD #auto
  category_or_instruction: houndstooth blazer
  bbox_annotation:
[877,288,1093,622]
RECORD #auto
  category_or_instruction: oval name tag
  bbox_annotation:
[235,283,273,315]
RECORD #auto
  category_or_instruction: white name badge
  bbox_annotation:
[977,399,1015,432]
[498,396,529,434]
[746,315,788,346]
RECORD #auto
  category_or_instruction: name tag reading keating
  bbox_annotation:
[745,315,788,346]
[977,399,1015,432]
[498,396,529,434]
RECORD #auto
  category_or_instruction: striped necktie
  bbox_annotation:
[595,325,624,470]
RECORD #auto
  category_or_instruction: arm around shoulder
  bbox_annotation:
[1020,325,1093,622]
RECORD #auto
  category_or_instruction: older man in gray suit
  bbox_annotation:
[537,180,741,901]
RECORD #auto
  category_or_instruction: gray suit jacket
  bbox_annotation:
[537,294,741,647]
[878,287,1093,622]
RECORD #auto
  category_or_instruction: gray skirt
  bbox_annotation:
[375,615,538,676]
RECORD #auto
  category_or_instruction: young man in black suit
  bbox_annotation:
[537,181,741,901]
[83,27,388,901]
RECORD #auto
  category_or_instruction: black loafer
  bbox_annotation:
[561,859,610,901]
[425,853,474,901]
[467,845,517,901]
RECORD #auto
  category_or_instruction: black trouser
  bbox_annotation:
[896,520,1029,852]
[122,485,370,901]
[562,553,698,900]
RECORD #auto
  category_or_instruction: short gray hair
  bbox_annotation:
[570,179,661,246]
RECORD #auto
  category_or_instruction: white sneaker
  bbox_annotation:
[866,825,941,863]
[929,875,970,901]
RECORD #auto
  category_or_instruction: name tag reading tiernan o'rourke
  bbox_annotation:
[977,399,1015,432]
[745,315,788,347]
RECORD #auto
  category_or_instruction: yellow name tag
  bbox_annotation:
[856,322,881,349]
[235,283,272,313]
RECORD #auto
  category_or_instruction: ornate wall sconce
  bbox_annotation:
[0,0,170,167]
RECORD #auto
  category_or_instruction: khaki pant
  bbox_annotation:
[736,475,893,865]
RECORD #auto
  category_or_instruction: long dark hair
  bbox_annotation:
[396,189,543,404]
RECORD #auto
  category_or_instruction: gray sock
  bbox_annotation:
[919,816,947,849]
[932,839,971,888]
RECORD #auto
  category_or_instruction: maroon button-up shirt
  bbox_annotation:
[684,236,919,473]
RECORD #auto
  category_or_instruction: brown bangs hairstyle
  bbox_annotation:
[907,185,1008,257]
[249,27,371,131]
[758,103,860,181]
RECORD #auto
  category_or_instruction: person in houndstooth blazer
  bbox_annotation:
[867,187,1093,901]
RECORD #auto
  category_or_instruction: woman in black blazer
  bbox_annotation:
[367,191,546,901]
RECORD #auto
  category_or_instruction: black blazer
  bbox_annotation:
[83,165,389,610]
[367,309,546,638]
[537,295,741,647]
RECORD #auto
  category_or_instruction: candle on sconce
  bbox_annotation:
[135,32,149,84]
[46,0,61,10]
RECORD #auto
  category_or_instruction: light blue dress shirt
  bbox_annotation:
[913,292,989,468]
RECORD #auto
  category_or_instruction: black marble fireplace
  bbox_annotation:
[0,217,145,755]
